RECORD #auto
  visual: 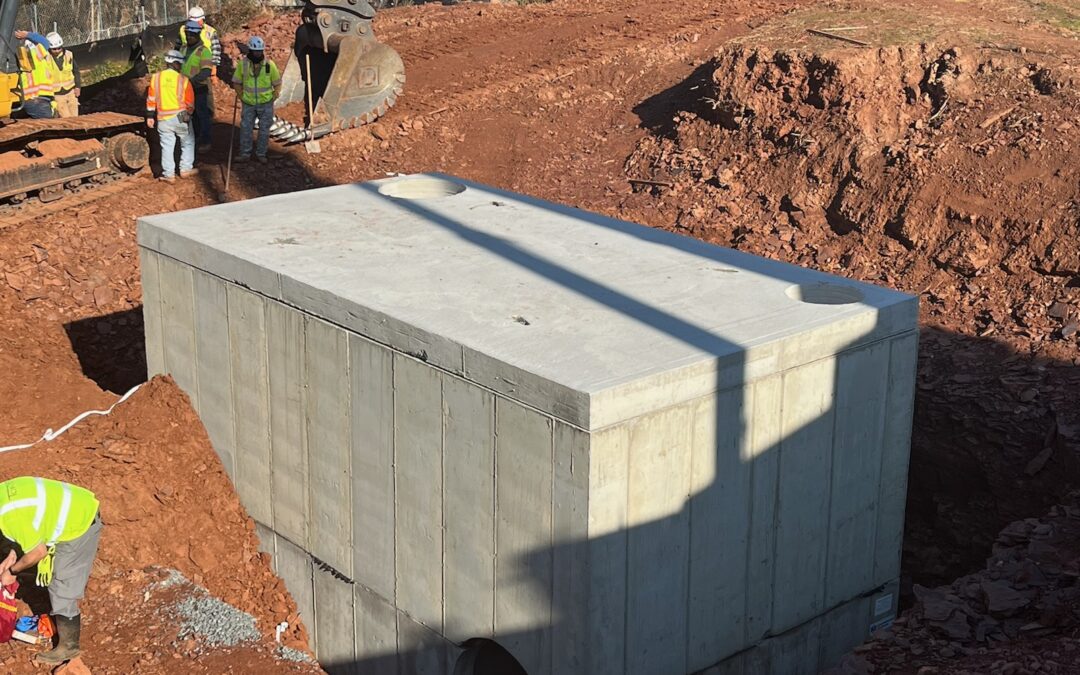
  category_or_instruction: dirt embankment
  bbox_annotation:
[0,377,318,674]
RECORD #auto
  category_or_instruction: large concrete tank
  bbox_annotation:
[138,174,917,675]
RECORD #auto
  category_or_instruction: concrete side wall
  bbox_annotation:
[143,250,915,675]
[143,252,591,675]
[586,332,916,674]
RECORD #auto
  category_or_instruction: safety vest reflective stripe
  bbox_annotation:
[56,51,76,90]
[33,478,46,530]
[181,47,212,81]
[235,60,281,105]
[148,70,188,119]
[0,498,38,516]
[20,44,56,99]
[0,479,48,526]
[48,484,72,545]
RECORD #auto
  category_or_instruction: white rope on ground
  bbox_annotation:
[0,383,144,455]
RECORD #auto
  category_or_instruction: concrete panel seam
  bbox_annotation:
[767,372,786,637]
[441,374,447,637]
[620,415,631,672]
[492,396,499,636]
[742,399,754,647]
[821,367,841,607]
[391,351,400,654]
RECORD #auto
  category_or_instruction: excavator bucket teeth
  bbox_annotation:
[276,37,405,141]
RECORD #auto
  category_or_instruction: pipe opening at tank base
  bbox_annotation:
[453,638,528,675]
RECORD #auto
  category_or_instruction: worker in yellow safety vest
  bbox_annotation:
[232,36,282,163]
[0,477,102,667]
[146,50,197,182]
[177,6,222,72]
[181,20,215,151]
[12,30,59,119]
[44,32,80,117]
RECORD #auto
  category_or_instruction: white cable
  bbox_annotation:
[0,383,144,454]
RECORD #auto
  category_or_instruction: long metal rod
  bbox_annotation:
[222,92,239,197]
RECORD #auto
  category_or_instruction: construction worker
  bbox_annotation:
[177,6,222,73]
[232,36,281,164]
[146,50,196,182]
[180,20,215,152]
[45,32,80,118]
[0,477,102,666]
[12,30,58,119]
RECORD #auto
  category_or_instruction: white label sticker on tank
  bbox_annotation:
[874,594,894,616]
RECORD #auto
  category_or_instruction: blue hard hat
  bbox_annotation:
[185,19,202,31]
[247,36,265,50]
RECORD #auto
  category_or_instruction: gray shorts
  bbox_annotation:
[49,514,102,618]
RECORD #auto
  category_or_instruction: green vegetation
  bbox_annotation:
[82,60,130,87]
[1032,1,1080,32]
[145,53,166,74]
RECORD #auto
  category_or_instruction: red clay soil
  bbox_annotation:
[3,0,1080,671]
[0,378,317,673]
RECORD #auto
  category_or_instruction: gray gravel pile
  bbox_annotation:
[278,646,316,663]
[174,592,262,649]
[148,568,262,652]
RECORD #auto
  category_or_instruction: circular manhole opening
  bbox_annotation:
[377,176,466,199]
[785,282,864,305]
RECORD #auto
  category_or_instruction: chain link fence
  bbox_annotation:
[17,0,223,47]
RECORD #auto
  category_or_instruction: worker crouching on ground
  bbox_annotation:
[181,20,215,152]
[146,50,197,183]
[232,36,281,164]
[0,477,102,666]
[46,32,80,117]
[12,30,58,119]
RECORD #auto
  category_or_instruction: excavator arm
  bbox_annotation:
[270,0,404,143]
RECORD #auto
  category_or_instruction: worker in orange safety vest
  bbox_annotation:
[146,50,197,182]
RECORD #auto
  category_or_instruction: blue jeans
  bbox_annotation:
[158,114,194,177]
[24,97,54,119]
[193,87,212,146]
[239,102,274,158]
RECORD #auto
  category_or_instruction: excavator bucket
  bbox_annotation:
[271,1,405,144]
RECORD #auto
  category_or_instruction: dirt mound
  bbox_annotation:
[625,28,1080,584]
[0,377,318,673]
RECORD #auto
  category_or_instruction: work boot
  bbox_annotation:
[180,168,200,178]
[35,614,80,665]
[256,155,268,164]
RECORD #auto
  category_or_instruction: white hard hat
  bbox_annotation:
[164,49,184,64]
[46,32,63,49]
[188,6,205,20]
